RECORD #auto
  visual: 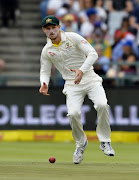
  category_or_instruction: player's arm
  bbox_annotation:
[70,33,98,73]
[70,69,83,85]
[39,49,52,96]
[130,16,139,30]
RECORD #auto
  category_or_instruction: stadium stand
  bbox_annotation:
[0,0,45,86]
[0,0,139,87]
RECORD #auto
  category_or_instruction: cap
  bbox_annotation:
[42,15,59,27]
[64,14,74,21]
[86,8,97,17]
[122,40,133,47]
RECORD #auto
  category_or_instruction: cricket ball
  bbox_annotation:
[49,156,56,163]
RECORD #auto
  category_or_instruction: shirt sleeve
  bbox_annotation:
[69,32,98,73]
[40,48,52,86]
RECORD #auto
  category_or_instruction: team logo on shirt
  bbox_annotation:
[65,42,72,49]
[49,52,55,56]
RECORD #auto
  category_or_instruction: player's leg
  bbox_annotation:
[87,81,115,156]
[63,84,87,146]
[63,84,88,163]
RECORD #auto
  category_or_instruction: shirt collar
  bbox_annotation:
[47,30,66,48]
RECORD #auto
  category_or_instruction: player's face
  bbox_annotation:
[43,25,60,40]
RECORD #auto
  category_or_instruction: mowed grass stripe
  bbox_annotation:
[0,142,139,180]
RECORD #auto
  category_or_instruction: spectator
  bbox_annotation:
[62,14,78,32]
[106,0,128,44]
[119,40,136,61]
[78,0,94,30]
[56,7,68,30]
[118,41,137,76]
[113,0,127,11]
[40,0,49,19]
[94,44,110,75]
[119,54,137,76]
[57,7,68,18]
[132,0,139,9]
[95,0,107,22]
[80,8,97,39]
[69,0,81,14]
[62,2,71,11]
[112,33,139,62]
[0,59,5,73]
[91,28,112,59]
[79,0,94,10]
[0,0,19,28]
[112,30,124,49]
[116,17,131,36]
[47,0,65,15]
[0,58,6,86]
[107,40,137,84]
[112,17,132,48]
[125,0,134,15]
[129,0,139,45]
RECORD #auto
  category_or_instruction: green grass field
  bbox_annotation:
[0,142,139,180]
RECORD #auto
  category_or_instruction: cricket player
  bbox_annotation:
[39,15,115,164]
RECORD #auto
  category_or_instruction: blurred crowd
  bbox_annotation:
[0,0,19,30]
[0,0,139,87]
[40,0,139,87]
[0,0,20,79]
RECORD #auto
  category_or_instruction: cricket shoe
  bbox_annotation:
[100,142,115,156]
[73,140,88,164]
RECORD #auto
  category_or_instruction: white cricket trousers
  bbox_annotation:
[63,81,111,148]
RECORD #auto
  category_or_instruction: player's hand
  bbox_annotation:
[70,69,83,85]
[39,82,50,96]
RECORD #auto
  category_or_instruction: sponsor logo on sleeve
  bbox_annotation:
[81,40,87,44]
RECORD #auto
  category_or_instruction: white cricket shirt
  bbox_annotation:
[40,31,102,86]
